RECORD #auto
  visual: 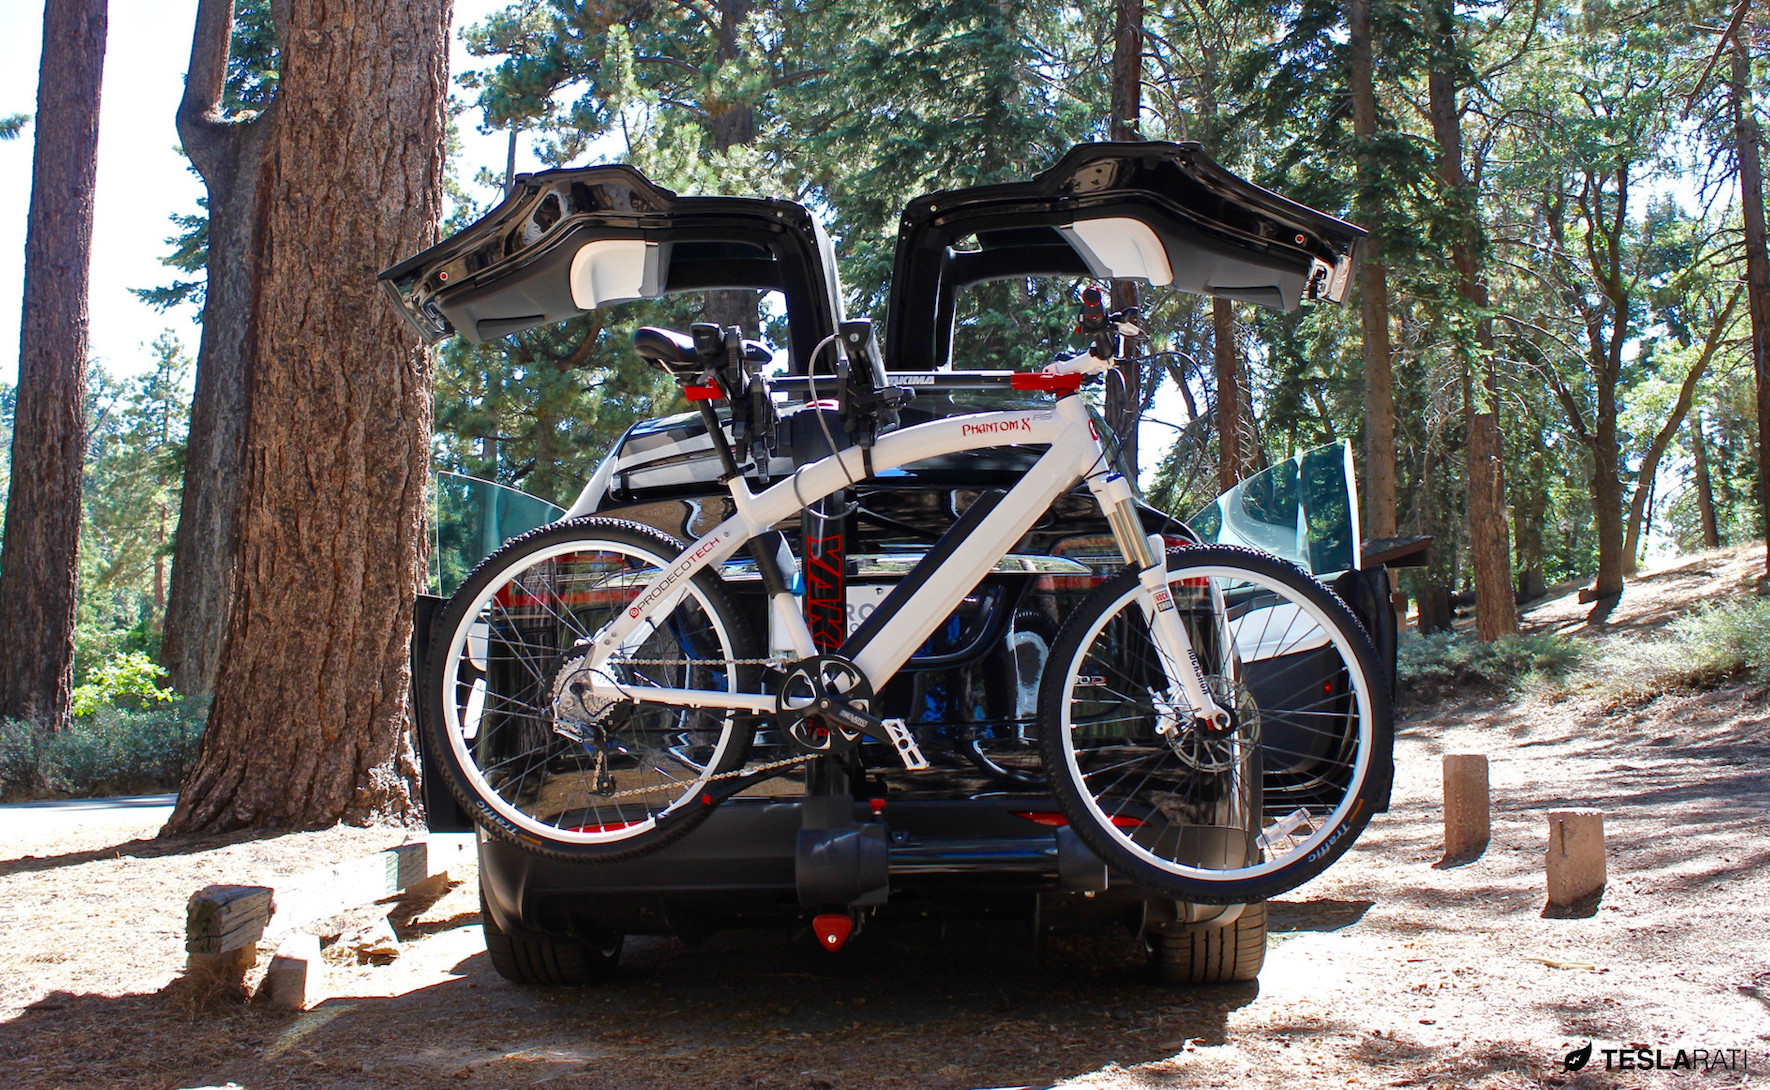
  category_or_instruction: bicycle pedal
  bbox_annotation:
[880,718,928,771]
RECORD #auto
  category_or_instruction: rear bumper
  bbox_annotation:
[477,795,1205,940]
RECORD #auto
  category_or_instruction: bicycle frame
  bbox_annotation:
[581,392,1227,726]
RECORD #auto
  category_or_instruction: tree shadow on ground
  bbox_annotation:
[0,918,1266,1090]
[1267,898,1374,934]
[0,828,272,880]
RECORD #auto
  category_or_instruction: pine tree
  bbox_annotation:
[0,0,108,729]
[165,0,450,834]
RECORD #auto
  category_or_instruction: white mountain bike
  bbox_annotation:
[421,291,1391,905]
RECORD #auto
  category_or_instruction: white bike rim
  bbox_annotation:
[1057,562,1374,882]
[440,537,740,845]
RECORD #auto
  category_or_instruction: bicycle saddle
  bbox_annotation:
[633,326,699,375]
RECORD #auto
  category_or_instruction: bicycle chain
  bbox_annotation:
[602,657,785,668]
[575,655,812,801]
[591,751,819,801]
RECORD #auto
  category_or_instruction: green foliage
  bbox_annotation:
[1593,598,1770,700]
[70,651,175,718]
[130,200,207,312]
[76,336,190,683]
[0,113,27,140]
[431,0,1770,616]
[1398,631,1589,695]
[0,701,204,801]
[224,0,278,111]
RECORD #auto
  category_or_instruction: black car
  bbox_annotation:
[387,141,1420,987]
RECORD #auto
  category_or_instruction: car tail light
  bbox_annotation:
[1011,810,1142,829]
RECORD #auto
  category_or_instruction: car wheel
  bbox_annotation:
[481,896,623,986]
[1148,901,1267,985]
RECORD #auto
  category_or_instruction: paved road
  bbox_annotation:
[0,793,175,836]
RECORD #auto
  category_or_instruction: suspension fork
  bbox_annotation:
[1086,471,1232,732]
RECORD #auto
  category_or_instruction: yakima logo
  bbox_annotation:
[962,417,1032,438]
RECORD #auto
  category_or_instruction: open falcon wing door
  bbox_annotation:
[379,164,844,372]
[883,141,1365,370]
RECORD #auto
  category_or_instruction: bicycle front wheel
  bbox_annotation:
[1038,544,1390,904]
[423,517,757,862]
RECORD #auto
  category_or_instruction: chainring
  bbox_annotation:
[776,654,875,753]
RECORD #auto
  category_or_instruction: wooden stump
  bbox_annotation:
[182,884,273,1003]
[181,944,258,1004]
[258,933,323,1010]
[1440,754,1490,864]
[1546,809,1606,908]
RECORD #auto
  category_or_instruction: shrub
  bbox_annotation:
[1595,597,1770,700]
[1397,630,1587,697]
[69,650,175,718]
[0,700,204,801]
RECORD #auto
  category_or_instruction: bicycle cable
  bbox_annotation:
[793,332,861,518]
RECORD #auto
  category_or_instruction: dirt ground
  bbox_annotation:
[1,549,1766,1090]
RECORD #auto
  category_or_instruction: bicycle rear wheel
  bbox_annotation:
[1038,544,1390,904]
[423,517,757,862]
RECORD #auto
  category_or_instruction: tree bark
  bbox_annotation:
[165,0,451,834]
[1730,27,1770,587]
[1547,170,1629,607]
[702,0,760,340]
[161,0,271,700]
[1513,443,1547,602]
[1213,296,1243,490]
[1105,0,1145,476]
[0,0,108,728]
[1348,0,1397,542]
[1692,411,1721,549]
[1426,0,1513,640]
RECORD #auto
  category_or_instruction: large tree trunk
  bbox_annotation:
[1426,0,1513,640]
[1587,432,1626,602]
[1513,444,1548,603]
[162,0,270,699]
[702,0,760,341]
[0,0,108,728]
[1213,297,1243,490]
[1105,0,1145,475]
[1692,411,1721,549]
[165,0,451,834]
[1348,0,1397,542]
[1464,373,1515,635]
[1730,29,1770,587]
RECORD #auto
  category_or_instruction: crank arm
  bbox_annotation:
[809,696,929,771]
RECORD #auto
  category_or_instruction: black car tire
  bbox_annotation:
[1148,901,1267,985]
[482,895,624,986]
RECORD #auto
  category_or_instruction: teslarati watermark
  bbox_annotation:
[1561,1042,1752,1074]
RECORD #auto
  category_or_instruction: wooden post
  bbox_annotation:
[258,933,323,1010]
[180,835,473,1008]
[183,884,272,1000]
[1440,754,1490,863]
[1546,809,1606,907]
